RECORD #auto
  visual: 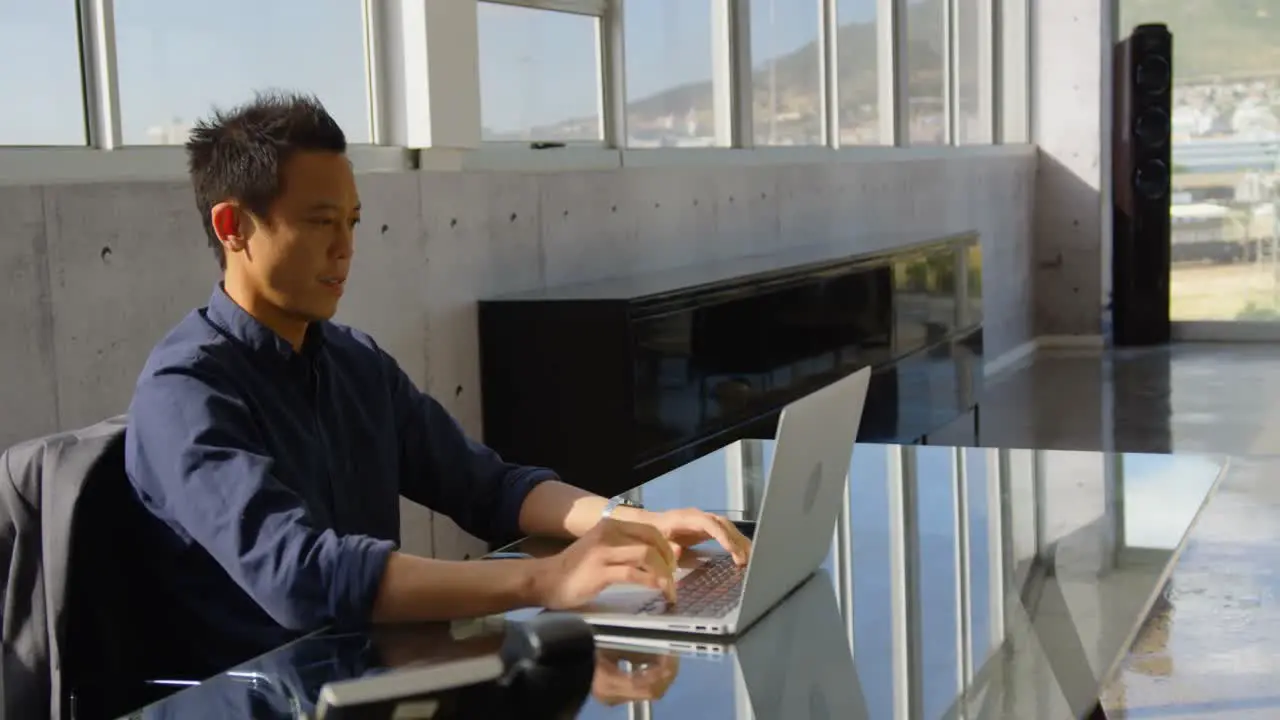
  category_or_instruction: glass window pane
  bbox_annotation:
[478,3,601,143]
[0,1,86,145]
[750,0,822,146]
[625,0,721,148]
[114,0,370,145]
[836,0,886,146]
[1118,2,1280,322]
[905,0,946,145]
[956,0,993,144]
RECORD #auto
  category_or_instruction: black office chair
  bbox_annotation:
[61,426,190,719]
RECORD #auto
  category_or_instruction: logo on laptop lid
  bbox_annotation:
[802,462,824,513]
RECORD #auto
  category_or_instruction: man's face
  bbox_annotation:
[230,151,361,324]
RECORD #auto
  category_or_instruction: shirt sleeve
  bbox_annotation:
[381,352,557,544]
[125,360,396,632]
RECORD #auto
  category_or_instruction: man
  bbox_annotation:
[125,92,750,676]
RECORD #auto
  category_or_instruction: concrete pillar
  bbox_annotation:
[1030,0,1113,337]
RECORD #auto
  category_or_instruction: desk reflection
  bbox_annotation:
[627,441,1224,719]
[579,571,865,720]
[131,443,1225,720]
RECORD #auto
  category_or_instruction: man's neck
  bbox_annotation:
[222,274,308,351]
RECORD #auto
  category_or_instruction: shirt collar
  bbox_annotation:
[206,282,326,363]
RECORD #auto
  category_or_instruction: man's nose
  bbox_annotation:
[334,225,355,259]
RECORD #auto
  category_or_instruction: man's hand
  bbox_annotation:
[591,649,680,706]
[531,518,679,610]
[648,508,753,565]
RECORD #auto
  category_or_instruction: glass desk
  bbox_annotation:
[127,442,1226,719]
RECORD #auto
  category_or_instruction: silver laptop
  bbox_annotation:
[572,366,871,637]
[594,571,869,719]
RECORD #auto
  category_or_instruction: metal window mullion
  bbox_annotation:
[904,447,925,720]
[876,0,899,145]
[725,441,746,512]
[995,449,1014,649]
[986,449,1006,654]
[991,0,1004,142]
[886,446,909,720]
[887,445,924,720]
[1104,450,1126,570]
[362,0,387,145]
[889,0,910,146]
[78,0,122,149]
[821,0,840,147]
[1031,449,1047,560]
[953,449,974,704]
[599,0,626,147]
[1023,0,1036,143]
[712,0,735,146]
[729,0,755,148]
[976,0,996,144]
[944,0,958,145]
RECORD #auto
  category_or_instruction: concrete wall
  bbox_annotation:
[0,149,1036,558]
[1031,0,1111,337]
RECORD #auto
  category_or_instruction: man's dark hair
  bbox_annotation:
[185,91,347,269]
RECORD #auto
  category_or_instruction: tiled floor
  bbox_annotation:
[980,344,1280,718]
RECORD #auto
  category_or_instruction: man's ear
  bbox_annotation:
[210,202,248,257]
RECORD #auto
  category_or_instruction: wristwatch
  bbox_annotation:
[601,495,644,519]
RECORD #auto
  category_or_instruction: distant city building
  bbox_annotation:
[144,119,193,145]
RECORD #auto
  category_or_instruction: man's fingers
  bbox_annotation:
[716,516,753,564]
[599,564,675,602]
[602,540,671,576]
[599,543,675,596]
[599,564,657,589]
[669,541,684,560]
[691,514,747,565]
[609,519,678,570]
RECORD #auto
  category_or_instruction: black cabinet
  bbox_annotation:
[479,232,983,498]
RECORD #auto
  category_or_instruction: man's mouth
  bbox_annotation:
[320,277,345,287]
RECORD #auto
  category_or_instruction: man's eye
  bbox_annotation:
[310,218,335,227]
[350,218,361,229]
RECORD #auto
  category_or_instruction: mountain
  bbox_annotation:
[625,0,945,127]
[526,0,1280,140]
[1120,0,1280,81]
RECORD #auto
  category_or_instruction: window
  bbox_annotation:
[624,0,721,148]
[113,0,371,146]
[0,0,86,145]
[905,0,946,145]
[1119,0,1280,323]
[955,0,993,144]
[750,0,823,146]
[478,3,602,143]
[836,0,886,146]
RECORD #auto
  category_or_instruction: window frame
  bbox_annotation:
[0,0,1035,184]
[476,0,620,147]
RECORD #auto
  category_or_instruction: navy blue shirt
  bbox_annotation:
[125,285,555,675]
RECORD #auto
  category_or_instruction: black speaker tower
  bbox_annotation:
[1112,23,1173,346]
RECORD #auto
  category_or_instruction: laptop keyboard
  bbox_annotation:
[638,554,745,618]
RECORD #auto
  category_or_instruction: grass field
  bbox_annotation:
[1172,261,1280,321]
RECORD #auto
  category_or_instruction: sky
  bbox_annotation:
[0,0,880,146]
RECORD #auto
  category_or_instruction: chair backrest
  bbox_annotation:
[3,417,128,719]
[0,417,178,720]
[60,421,190,719]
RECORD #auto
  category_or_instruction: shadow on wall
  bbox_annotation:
[1032,151,1105,338]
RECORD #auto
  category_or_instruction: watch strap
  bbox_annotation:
[601,496,643,519]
